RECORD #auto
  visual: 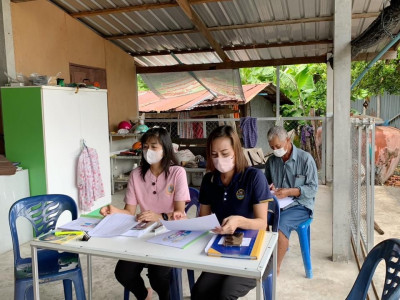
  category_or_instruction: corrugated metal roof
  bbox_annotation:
[139,83,289,112]
[50,0,396,68]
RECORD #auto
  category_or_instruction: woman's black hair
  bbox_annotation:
[139,127,178,180]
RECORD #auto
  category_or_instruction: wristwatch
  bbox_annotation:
[296,187,301,195]
[161,213,169,221]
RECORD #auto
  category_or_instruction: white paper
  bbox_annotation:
[160,214,220,231]
[120,221,159,238]
[278,197,295,208]
[58,217,101,231]
[271,190,294,209]
[147,230,208,249]
[89,213,137,237]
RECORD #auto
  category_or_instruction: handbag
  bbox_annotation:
[242,148,267,169]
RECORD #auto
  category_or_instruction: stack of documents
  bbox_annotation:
[146,214,220,249]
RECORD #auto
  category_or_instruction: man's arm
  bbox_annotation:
[297,155,318,200]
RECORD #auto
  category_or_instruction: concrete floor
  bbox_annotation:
[1,185,399,299]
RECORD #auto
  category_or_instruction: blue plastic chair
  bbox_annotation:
[346,238,400,300]
[9,194,86,300]
[263,196,280,300]
[124,187,200,300]
[296,218,313,278]
[186,187,201,292]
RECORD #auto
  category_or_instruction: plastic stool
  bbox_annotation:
[296,218,313,278]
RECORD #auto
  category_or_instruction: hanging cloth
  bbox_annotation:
[77,146,105,211]
[240,117,258,148]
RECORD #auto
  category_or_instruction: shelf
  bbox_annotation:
[184,167,206,173]
[114,178,129,183]
[110,133,142,138]
[111,155,141,160]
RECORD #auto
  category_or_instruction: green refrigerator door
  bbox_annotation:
[1,87,46,195]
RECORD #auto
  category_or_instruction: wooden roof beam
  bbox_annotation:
[131,39,333,57]
[136,55,327,73]
[70,0,230,18]
[105,12,379,41]
[175,0,230,62]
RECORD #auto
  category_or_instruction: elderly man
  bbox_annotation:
[265,126,318,275]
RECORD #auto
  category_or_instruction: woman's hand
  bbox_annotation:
[172,210,187,220]
[213,215,242,235]
[100,204,118,216]
[137,210,161,222]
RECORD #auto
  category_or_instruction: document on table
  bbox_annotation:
[160,214,220,231]
[58,217,102,231]
[271,190,295,208]
[88,213,137,237]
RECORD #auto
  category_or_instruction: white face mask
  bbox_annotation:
[212,156,235,173]
[273,147,287,158]
[143,149,163,165]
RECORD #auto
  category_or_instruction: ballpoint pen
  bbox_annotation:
[55,231,85,236]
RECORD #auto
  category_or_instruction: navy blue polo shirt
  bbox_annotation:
[199,167,273,224]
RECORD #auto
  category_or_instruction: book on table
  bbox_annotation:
[205,229,265,260]
[35,231,84,244]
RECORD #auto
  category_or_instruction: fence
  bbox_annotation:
[350,118,375,257]
[145,116,326,182]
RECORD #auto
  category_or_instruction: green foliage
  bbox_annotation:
[351,49,400,98]
[240,64,327,116]
[137,74,149,91]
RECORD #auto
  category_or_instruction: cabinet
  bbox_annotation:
[1,86,111,212]
[0,170,30,254]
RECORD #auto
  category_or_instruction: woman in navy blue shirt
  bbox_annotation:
[191,125,273,300]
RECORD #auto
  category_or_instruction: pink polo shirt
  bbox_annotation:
[124,165,190,213]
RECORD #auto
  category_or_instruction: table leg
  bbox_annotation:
[87,254,92,300]
[272,240,277,300]
[31,245,40,300]
[256,279,262,300]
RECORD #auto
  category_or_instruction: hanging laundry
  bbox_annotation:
[77,146,105,211]
[192,122,203,138]
[240,117,258,148]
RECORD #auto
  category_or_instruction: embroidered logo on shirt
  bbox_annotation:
[166,184,174,194]
[236,189,245,200]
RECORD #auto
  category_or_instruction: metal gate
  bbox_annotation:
[350,118,375,257]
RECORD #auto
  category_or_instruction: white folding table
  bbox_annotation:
[30,231,278,300]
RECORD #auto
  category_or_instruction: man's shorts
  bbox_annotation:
[279,205,312,239]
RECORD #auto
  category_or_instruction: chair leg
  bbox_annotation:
[170,268,183,300]
[263,272,273,300]
[63,279,73,300]
[297,225,313,279]
[187,269,195,293]
[71,270,87,300]
[123,288,130,300]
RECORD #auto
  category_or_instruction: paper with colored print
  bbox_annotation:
[147,230,209,249]
[160,214,220,231]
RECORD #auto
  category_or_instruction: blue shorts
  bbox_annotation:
[279,205,311,239]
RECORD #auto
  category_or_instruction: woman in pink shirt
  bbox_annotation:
[100,127,190,300]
